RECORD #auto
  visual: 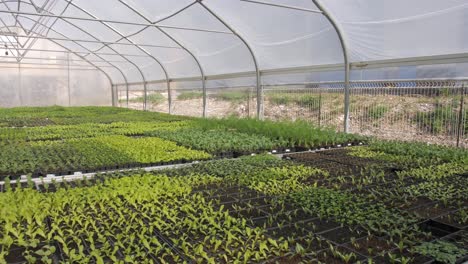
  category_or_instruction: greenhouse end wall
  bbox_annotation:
[0,64,112,107]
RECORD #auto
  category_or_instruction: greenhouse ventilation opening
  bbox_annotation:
[0,0,467,147]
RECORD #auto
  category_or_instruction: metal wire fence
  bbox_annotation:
[206,86,256,118]
[264,80,467,148]
[118,79,467,148]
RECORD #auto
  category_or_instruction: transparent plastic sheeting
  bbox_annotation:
[0,0,467,89]
[0,64,111,108]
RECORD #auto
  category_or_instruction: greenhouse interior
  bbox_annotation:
[0,0,467,263]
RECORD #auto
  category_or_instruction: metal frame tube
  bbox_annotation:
[0,9,234,35]
[199,1,263,119]
[66,2,174,112]
[240,0,322,13]
[13,34,183,49]
[3,0,152,107]
[0,47,155,57]
[6,15,129,103]
[117,0,207,117]
[311,0,351,132]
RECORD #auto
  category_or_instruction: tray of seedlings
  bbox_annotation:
[1,107,467,263]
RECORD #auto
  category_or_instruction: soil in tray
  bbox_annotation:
[298,159,362,178]
[260,201,297,215]
[409,202,454,219]
[266,225,312,239]
[237,196,273,208]
[344,236,394,257]
[228,190,264,201]
[5,247,27,263]
[265,254,313,264]
[232,208,268,219]
[302,218,341,234]
[5,244,60,264]
[254,209,314,228]
[271,209,315,223]
[212,201,237,212]
[212,194,237,204]
[391,196,434,211]
[442,230,468,249]
[419,219,460,239]
[372,249,434,264]
[250,215,285,229]
[286,149,377,168]
[435,212,468,230]
[320,226,366,245]
[314,246,365,264]
[293,236,329,252]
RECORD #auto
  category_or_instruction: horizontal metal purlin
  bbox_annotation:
[0,65,99,70]
[0,55,120,63]
[0,61,115,67]
[116,78,468,89]
[13,34,182,49]
[2,47,150,57]
[113,53,468,87]
[0,9,234,35]
[240,0,322,13]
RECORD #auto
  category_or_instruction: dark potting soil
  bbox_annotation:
[320,226,366,245]
[344,236,394,257]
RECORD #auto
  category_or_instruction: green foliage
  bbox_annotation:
[123,93,166,105]
[415,240,467,264]
[93,135,211,164]
[0,136,210,177]
[289,187,417,235]
[196,117,367,148]
[0,106,188,127]
[0,121,190,142]
[147,127,286,153]
[212,91,250,102]
[0,173,285,263]
[177,91,203,100]
[415,104,467,135]
[404,179,468,203]
[397,162,468,181]
[267,93,321,108]
[349,140,468,166]
[366,105,389,120]
[165,154,286,178]
[233,165,327,195]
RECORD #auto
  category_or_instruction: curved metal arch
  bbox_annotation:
[1,0,130,106]
[0,17,21,61]
[198,1,263,119]
[118,0,208,117]
[1,0,67,61]
[96,1,196,52]
[0,22,119,105]
[11,13,131,106]
[65,1,171,112]
[8,0,152,110]
[19,0,67,59]
[311,0,351,132]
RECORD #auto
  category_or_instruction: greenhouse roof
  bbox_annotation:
[0,0,467,86]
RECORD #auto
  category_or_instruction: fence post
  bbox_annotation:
[318,88,322,127]
[143,82,147,111]
[167,80,172,115]
[456,84,465,147]
[247,88,251,118]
